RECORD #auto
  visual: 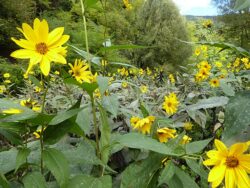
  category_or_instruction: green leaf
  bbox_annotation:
[234,0,250,10]
[97,76,109,96]
[158,160,175,186]
[0,148,18,174]
[44,119,76,145]
[67,175,112,188]
[185,159,208,180]
[121,153,163,188]
[0,173,9,188]
[222,91,250,144]
[139,102,149,117]
[49,108,84,126]
[185,97,229,111]
[15,148,31,172]
[116,133,184,156]
[102,95,119,117]
[185,138,212,154]
[98,104,111,165]
[84,0,98,9]
[187,110,206,128]
[220,80,235,97]
[109,62,137,68]
[0,129,23,145]
[22,171,47,188]
[173,165,199,188]
[43,148,69,187]
[76,106,91,135]
[167,174,183,188]
[28,75,42,88]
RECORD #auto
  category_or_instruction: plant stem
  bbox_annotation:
[90,95,101,159]
[80,0,91,71]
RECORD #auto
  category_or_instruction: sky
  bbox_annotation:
[172,0,218,16]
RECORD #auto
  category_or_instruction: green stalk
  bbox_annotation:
[80,0,91,71]
[90,95,101,159]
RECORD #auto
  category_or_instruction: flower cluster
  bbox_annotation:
[130,116,155,134]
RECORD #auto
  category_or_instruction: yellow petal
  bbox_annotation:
[11,38,35,50]
[33,18,41,33]
[22,23,38,42]
[229,143,248,156]
[37,19,49,42]
[225,168,236,188]
[214,139,228,152]
[203,158,219,166]
[40,56,51,76]
[48,35,69,48]
[48,27,64,46]
[25,55,42,75]
[235,166,250,188]
[10,49,36,59]
[208,165,226,182]
[47,51,66,64]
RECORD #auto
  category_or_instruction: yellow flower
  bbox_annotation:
[34,86,42,93]
[195,68,210,82]
[117,67,129,77]
[233,58,241,68]
[3,73,10,78]
[168,74,175,84]
[241,57,249,64]
[203,139,250,188]
[122,82,128,88]
[54,71,60,75]
[203,19,213,28]
[140,85,148,93]
[69,59,93,83]
[210,78,220,88]
[130,116,155,134]
[157,127,176,143]
[139,68,144,75]
[201,45,208,52]
[162,93,179,115]
[215,61,223,68]
[101,60,108,67]
[2,108,23,114]
[123,0,132,10]
[33,127,46,139]
[4,80,11,84]
[146,67,152,75]
[10,18,69,76]
[194,48,201,56]
[184,122,193,131]
[180,135,192,144]
[20,98,41,112]
[0,85,6,94]
[197,61,211,71]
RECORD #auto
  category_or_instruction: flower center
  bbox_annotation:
[226,156,239,168]
[167,102,172,107]
[36,43,48,55]
[74,70,81,77]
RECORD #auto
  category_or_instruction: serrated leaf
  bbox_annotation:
[43,148,69,187]
[186,97,229,111]
[186,138,212,154]
[15,148,31,172]
[22,171,46,188]
[67,175,112,188]
[222,91,250,144]
[116,133,184,156]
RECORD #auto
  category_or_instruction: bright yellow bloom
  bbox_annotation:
[69,59,93,83]
[162,93,179,115]
[201,45,208,51]
[4,80,11,84]
[3,73,10,78]
[54,71,60,75]
[197,61,211,71]
[101,60,108,67]
[117,67,129,77]
[157,127,176,143]
[123,0,132,10]
[146,67,152,75]
[139,68,144,75]
[233,58,241,68]
[168,74,175,83]
[194,48,201,56]
[122,82,128,88]
[195,68,210,82]
[20,98,41,112]
[203,19,213,28]
[140,85,148,93]
[2,108,23,114]
[130,116,155,134]
[0,85,6,94]
[11,18,69,76]
[241,57,249,64]
[34,86,42,93]
[203,139,250,188]
[210,78,220,88]
[180,135,192,144]
[184,122,193,131]
[33,127,46,139]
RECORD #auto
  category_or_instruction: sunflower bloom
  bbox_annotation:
[157,127,176,143]
[162,93,179,115]
[210,78,220,88]
[130,116,155,134]
[69,59,93,83]
[11,18,69,76]
[203,139,250,188]
[20,98,41,112]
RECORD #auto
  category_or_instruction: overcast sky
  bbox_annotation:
[172,0,218,16]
